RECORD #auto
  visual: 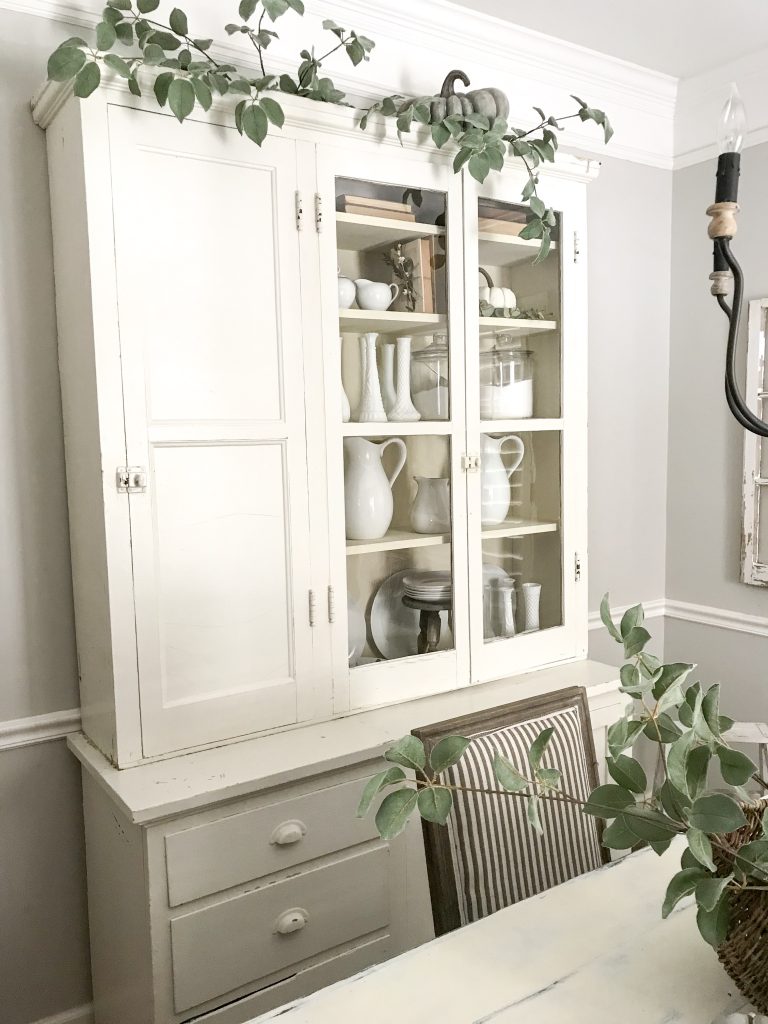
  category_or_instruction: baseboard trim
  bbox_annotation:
[589,597,768,641]
[30,1004,94,1024]
[0,707,81,752]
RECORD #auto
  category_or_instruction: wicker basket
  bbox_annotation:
[714,805,768,1013]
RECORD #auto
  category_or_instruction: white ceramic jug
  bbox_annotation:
[410,476,450,534]
[355,279,399,311]
[344,436,407,540]
[480,434,525,526]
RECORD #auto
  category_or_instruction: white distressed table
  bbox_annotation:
[251,841,750,1024]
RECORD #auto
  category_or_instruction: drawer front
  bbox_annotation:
[183,936,389,1023]
[171,844,389,1012]
[165,778,379,906]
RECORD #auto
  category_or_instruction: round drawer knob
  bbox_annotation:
[270,819,307,846]
[274,907,309,935]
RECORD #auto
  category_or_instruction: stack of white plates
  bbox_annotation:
[403,571,452,602]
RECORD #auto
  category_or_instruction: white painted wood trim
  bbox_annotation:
[0,707,81,751]
[28,1003,94,1024]
[15,0,675,168]
[589,597,768,640]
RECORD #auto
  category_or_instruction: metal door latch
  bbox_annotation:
[116,467,147,493]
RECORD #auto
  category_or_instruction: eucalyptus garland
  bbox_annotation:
[45,1,612,258]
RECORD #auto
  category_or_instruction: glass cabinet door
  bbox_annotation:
[317,151,468,711]
[465,176,586,681]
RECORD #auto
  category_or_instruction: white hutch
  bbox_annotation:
[33,74,624,1024]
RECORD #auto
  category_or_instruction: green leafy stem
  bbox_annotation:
[360,95,613,262]
[359,596,768,952]
[46,0,374,144]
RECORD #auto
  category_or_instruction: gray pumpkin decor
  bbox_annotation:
[429,70,510,124]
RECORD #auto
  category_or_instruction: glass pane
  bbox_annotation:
[336,177,455,666]
[476,197,563,643]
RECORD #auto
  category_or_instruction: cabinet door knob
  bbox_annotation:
[270,819,307,846]
[274,907,309,935]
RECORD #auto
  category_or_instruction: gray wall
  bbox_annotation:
[586,156,672,666]
[0,10,675,1024]
[664,142,768,722]
[0,10,91,1024]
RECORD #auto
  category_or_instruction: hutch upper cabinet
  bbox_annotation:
[37,82,594,767]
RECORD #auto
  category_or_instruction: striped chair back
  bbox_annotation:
[414,687,607,935]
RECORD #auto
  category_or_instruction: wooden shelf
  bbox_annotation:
[478,231,556,268]
[346,529,450,556]
[481,518,559,540]
[336,212,443,252]
[479,317,556,336]
[341,309,446,335]
[480,418,563,433]
[342,421,452,437]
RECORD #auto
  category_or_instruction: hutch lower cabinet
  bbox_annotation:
[34,75,611,1024]
[70,664,627,1024]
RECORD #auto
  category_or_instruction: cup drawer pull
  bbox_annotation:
[270,820,307,846]
[274,907,309,936]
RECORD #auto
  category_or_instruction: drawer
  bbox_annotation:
[165,778,379,906]
[171,844,389,1013]
[183,935,389,1023]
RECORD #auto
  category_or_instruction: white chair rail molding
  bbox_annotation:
[5,2,768,1024]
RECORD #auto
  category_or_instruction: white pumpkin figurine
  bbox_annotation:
[479,268,516,313]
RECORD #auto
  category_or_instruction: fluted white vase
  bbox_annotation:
[521,582,541,632]
[388,335,421,422]
[356,332,387,423]
[380,342,397,417]
[340,335,351,423]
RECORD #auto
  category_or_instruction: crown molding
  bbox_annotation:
[10,0,677,169]
[0,707,81,752]
[674,45,768,169]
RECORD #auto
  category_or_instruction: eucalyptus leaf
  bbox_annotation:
[493,752,528,792]
[95,21,117,51]
[687,794,747,834]
[48,46,86,81]
[662,867,708,918]
[73,61,101,97]
[643,713,682,745]
[623,807,680,843]
[716,745,757,786]
[528,727,555,771]
[384,735,426,773]
[696,891,731,948]
[153,71,174,107]
[375,788,418,840]
[624,625,651,658]
[168,77,195,122]
[260,96,285,127]
[734,839,768,882]
[137,0,160,11]
[600,593,622,643]
[582,784,635,819]
[169,8,189,36]
[103,53,132,79]
[696,874,732,912]
[619,603,644,639]
[606,754,647,794]
[601,814,637,850]
[417,786,453,825]
[430,736,470,774]
[526,794,543,835]
[356,767,406,817]
[685,745,711,799]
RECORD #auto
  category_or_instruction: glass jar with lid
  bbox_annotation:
[479,333,534,419]
[411,333,449,421]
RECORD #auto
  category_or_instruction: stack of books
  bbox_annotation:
[477,206,528,236]
[340,195,416,222]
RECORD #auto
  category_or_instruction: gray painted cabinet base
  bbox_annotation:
[74,662,626,1024]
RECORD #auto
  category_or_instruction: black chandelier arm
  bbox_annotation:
[715,237,768,436]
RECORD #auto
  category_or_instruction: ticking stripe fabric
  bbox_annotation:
[443,705,603,925]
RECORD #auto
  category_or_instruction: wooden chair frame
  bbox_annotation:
[413,685,608,936]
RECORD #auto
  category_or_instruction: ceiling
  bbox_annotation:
[449,0,768,79]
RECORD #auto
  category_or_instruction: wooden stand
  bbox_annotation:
[402,595,453,654]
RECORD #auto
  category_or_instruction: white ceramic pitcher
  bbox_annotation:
[344,436,407,540]
[480,434,525,526]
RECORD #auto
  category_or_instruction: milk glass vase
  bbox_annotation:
[388,336,420,422]
[357,332,387,423]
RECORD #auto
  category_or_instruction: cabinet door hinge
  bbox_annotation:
[573,231,581,264]
[574,552,583,582]
[308,589,316,627]
[327,585,335,623]
[461,454,481,472]
[315,193,323,233]
[295,191,304,231]
[116,466,147,493]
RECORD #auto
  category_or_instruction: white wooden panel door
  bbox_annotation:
[108,106,317,756]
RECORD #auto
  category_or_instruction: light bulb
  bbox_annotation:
[717,83,747,154]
